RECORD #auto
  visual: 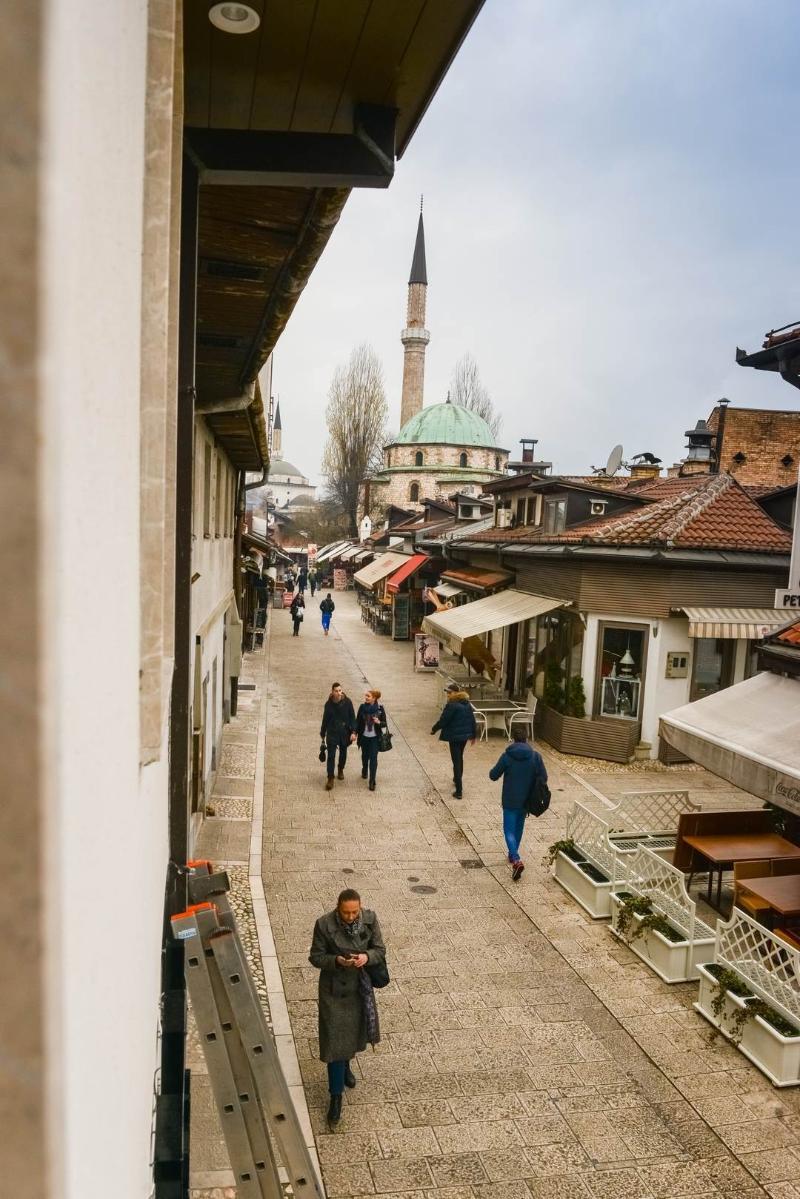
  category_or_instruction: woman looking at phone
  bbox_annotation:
[309,889,386,1127]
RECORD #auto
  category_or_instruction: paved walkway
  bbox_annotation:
[257,592,800,1199]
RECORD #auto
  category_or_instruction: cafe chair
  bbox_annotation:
[733,859,772,921]
[472,707,488,742]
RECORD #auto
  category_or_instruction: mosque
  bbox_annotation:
[263,401,316,511]
[359,209,508,519]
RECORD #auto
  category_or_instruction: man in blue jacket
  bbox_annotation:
[431,684,477,799]
[489,729,547,881]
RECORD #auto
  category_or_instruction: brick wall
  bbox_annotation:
[708,405,800,486]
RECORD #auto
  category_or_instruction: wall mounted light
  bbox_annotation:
[209,3,261,34]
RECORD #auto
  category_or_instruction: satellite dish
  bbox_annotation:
[605,444,624,476]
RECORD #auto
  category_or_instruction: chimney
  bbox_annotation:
[712,397,729,474]
[629,452,662,481]
[680,420,714,476]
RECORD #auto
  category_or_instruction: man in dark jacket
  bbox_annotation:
[489,729,547,880]
[431,684,477,799]
[320,593,335,636]
[320,682,357,790]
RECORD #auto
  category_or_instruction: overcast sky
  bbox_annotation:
[272,0,799,484]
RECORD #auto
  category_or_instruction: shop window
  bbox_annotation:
[414,450,424,466]
[409,482,420,502]
[690,637,735,701]
[459,452,468,467]
[596,623,648,720]
[543,497,567,533]
[203,443,212,537]
[528,610,584,703]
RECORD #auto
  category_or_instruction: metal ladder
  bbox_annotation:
[173,865,322,1199]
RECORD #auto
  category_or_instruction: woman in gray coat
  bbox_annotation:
[309,889,386,1127]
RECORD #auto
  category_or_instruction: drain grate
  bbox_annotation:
[407,876,419,882]
[459,859,484,870]
[238,684,257,691]
[342,868,354,874]
[410,885,437,895]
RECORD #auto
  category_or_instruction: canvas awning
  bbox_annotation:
[315,541,351,563]
[440,565,513,592]
[386,553,428,594]
[659,672,800,812]
[678,607,789,639]
[432,582,462,598]
[354,549,373,563]
[353,552,409,589]
[338,545,361,562]
[421,589,566,655]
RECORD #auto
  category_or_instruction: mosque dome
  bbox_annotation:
[392,401,496,448]
[268,458,304,479]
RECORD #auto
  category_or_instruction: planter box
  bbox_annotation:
[609,893,713,984]
[695,963,800,1087]
[553,851,612,919]
[538,705,640,764]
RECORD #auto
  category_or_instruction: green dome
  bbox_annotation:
[393,402,496,447]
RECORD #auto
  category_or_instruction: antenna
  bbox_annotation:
[605,444,624,476]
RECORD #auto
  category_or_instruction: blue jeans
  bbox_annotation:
[503,808,527,863]
[361,737,379,783]
[326,737,348,778]
[327,1060,350,1095]
[321,611,332,632]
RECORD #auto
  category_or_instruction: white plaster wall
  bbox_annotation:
[41,2,165,1197]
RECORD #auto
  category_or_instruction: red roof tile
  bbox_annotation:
[471,474,792,553]
[775,620,800,646]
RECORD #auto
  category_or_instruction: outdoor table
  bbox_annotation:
[683,833,800,911]
[471,698,524,737]
[739,874,800,919]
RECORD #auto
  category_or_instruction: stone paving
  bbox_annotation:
[194,591,800,1198]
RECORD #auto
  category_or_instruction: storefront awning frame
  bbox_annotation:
[677,606,790,640]
[386,553,428,594]
[353,552,409,589]
[421,589,567,656]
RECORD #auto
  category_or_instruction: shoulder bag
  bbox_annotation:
[525,768,551,817]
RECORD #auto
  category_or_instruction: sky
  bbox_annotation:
[272,0,800,484]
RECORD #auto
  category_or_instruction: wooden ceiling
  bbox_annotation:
[185,0,485,469]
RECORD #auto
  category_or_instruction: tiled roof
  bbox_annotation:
[471,473,792,553]
[774,620,800,647]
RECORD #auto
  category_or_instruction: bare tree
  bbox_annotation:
[449,353,501,439]
[322,344,388,534]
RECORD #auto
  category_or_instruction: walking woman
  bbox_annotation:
[356,689,386,792]
[290,591,305,636]
[320,682,356,790]
[309,889,385,1127]
[431,683,477,799]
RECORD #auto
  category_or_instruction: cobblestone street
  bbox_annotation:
[194,591,800,1198]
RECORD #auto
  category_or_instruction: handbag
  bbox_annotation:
[377,727,393,753]
[366,959,390,988]
[318,741,326,763]
[525,773,551,817]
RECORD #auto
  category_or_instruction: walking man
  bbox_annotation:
[431,684,476,799]
[298,565,308,595]
[489,729,547,881]
[320,682,356,790]
[320,592,335,636]
[309,566,318,597]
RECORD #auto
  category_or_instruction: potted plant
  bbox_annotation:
[610,891,713,984]
[546,836,613,920]
[696,963,800,1087]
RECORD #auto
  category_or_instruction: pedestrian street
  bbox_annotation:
[254,591,800,1199]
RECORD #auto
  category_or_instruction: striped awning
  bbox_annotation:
[679,607,790,640]
[338,544,361,562]
[315,540,351,563]
[432,582,462,598]
[421,589,566,655]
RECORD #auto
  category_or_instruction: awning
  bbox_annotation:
[659,672,800,812]
[315,541,351,564]
[386,553,428,594]
[338,545,361,562]
[440,566,513,592]
[353,552,409,589]
[353,549,373,563]
[678,607,789,639]
[433,582,462,599]
[421,589,566,655]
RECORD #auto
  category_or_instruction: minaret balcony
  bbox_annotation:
[401,327,430,345]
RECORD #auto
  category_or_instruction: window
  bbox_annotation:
[203,443,212,537]
[409,482,420,502]
[526,496,537,525]
[690,638,735,701]
[215,456,223,537]
[495,456,501,470]
[543,497,567,533]
[596,623,648,720]
[528,611,585,703]
[459,452,468,468]
[515,497,527,526]
[414,450,424,466]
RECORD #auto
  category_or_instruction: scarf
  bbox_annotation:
[337,912,363,939]
[363,701,380,732]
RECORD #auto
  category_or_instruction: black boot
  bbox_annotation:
[327,1093,342,1126]
[344,1066,357,1089]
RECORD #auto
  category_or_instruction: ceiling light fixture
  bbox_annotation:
[208,3,260,34]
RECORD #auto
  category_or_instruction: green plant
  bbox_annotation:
[706,964,800,1044]
[542,663,565,713]
[614,893,683,945]
[564,675,587,718]
[544,838,577,867]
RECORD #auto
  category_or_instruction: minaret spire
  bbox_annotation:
[400,201,430,427]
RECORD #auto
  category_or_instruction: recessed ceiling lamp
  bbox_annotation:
[209,3,260,34]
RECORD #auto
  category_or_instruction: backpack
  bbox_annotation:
[525,755,551,817]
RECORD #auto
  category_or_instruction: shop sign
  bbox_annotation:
[414,633,440,671]
[333,568,347,590]
[775,589,800,609]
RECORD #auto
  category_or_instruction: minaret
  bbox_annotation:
[272,400,282,455]
[399,201,430,429]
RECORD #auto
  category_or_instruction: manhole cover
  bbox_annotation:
[342,868,354,874]
[238,684,257,690]
[407,876,419,882]
[410,884,437,895]
[459,859,484,870]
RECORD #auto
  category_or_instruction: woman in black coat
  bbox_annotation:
[356,688,387,791]
[309,889,386,1127]
[431,684,477,799]
[289,592,305,636]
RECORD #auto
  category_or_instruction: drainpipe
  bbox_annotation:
[245,465,269,490]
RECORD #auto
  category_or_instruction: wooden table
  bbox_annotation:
[739,874,800,918]
[683,833,800,910]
